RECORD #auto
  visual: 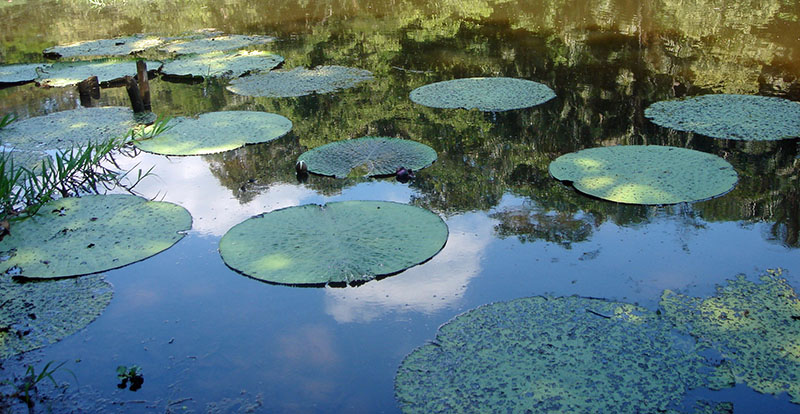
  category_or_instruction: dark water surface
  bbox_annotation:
[1,0,800,412]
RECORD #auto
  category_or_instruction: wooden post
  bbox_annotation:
[76,76,99,107]
[124,75,145,113]
[136,60,151,111]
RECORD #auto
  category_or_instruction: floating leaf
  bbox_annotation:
[548,145,738,205]
[0,107,136,151]
[2,150,50,171]
[36,58,162,87]
[395,295,709,413]
[219,201,448,286]
[161,50,283,79]
[0,63,50,85]
[159,34,275,55]
[0,274,112,358]
[0,194,192,278]
[409,77,556,111]
[226,65,373,97]
[297,137,437,178]
[661,270,800,403]
[645,94,800,141]
[135,111,292,156]
[43,34,165,58]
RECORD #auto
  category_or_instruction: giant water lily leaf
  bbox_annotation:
[548,145,738,205]
[0,274,112,358]
[219,201,448,286]
[661,270,800,404]
[297,137,437,178]
[0,107,136,151]
[159,34,275,55]
[0,63,50,85]
[226,65,373,97]
[43,34,165,58]
[645,94,800,141]
[409,77,556,111]
[0,194,192,278]
[395,295,710,413]
[2,150,50,171]
[35,59,162,87]
[135,111,292,156]
[161,50,283,79]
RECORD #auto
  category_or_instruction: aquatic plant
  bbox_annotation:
[409,77,556,111]
[297,136,437,178]
[226,65,373,97]
[0,63,50,85]
[161,50,284,79]
[43,34,165,58]
[159,34,275,55]
[35,58,162,87]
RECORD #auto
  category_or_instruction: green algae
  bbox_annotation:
[297,136,437,178]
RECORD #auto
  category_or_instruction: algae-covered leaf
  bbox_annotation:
[161,50,284,79]
[645,94,800,141]
[548,145,738,205]
[36,58,162,87]
[0,63,51,85]
[43,34,165,58]
[0,107,136,151]
[297,136,437,178]
[0,274,112,358]
[134,111,292,156]
[409,77,556,112]
[226,65,373,97]
[661,270,800,404]
[0,194,192,278]
[159,34,275,55]
[395,295,709,413]
[219,201,448,286]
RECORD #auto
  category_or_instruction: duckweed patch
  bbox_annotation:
[226,65,373,97]
[35,59,161,87]
[161,50,283,79]
[134,111,292,156]
[0,274,113,358]
[395,295,709,413]
[297,137,437,178]
[219,201,448,286]
[661,270,800,404]
[645,94,800,141]
[409,77,556,111]
[0,194,192,278]
[548,145,738,205]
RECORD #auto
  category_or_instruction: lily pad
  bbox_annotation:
[395,295,709,413]
[297,137,437,178]
[661,269,800,404]
[134,111,292,156]
[0,63,50,85]
[0,274,112,358]
[226,65,373,97]
[644,94,800,141]
[159,34,275,55]
[43,34,165,58]
[548,145,738,205]
[2,150,50,171]
[219,201,448,286]
[409,77,556,111]
[0,194,192,278]
[0,107,136,152]
[35,59,162,87]
[161,50,283,79]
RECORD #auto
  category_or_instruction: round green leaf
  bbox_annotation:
[219,201,448,286]
[0,194,192,278]
[134,111,292,156]
[36,59,162,87]
[161,50,284,79]
[0,63,50,84]
[0,274,112,358]
[645,94,800,141]
[226,65,373,98]
[0,107,136,151]
[548,145,738,205]
[395,296,709,413]
[409,77,556,111]
[159,34,275,55]
[297,136,437,178]
[43,34,165,58]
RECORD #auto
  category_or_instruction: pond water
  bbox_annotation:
[1,0,800,412]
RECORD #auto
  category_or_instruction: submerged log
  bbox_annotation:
[124,75,145,113]
[76,76,100,107]
[136,60,151,111]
